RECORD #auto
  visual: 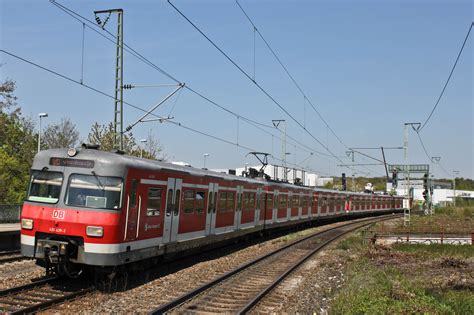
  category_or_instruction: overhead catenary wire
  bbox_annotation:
[235,0,347,148]
[234,0,386,177]
[419,22,473,132]
[167,0,363,174]
[1,49,329,176]
[50,0,335,164]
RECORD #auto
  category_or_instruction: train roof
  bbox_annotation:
[34,148,400,198]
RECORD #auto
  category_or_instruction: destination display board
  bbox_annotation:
[49,157,95,169]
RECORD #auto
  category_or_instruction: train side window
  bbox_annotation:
[130,179,138,208]
[183,190,195,214]
[249,193,255,211]
[195,191,205,213]
[279,194,287,208]
[242,192,249,211]
[146,187,161,216]
[219,191,227,211]
[166,188,173,215]
[266,193,273,209]
[226,192,235,211]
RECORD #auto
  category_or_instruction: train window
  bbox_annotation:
[146,188,161,216]
[130,179,138,208]
[219,191,227,211]
[243,193,250,211]
[166,189,173,216]
[279,194,287,208]
[27,171,63,204]
[226,192,235,211]
[249,193,255,211]
[291,195,299,207]
[266,194,273,209]
[65,174,123,210]
[195,191,205,213]
[183,190,195,214]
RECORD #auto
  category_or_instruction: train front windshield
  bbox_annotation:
[65,174,123,210]
[27,171,63,204]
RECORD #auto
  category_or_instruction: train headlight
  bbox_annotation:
[21,218,34,230]
[86,226,104,237]
[67,147,77,157]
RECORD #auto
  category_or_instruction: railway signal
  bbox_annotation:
[341,173,347,191]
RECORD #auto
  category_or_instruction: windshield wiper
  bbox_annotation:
[91,171,105,191]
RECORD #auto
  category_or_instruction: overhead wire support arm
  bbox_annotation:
[125,83,185,133]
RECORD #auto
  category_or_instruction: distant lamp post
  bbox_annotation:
[203,153,210,169]
[140,139,147,158]
[38,113,48,153]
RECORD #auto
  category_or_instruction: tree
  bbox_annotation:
[87,122,137,154]
[0,77,37,204]
[86,122,165,160]
[131,130,166,161]
[42,117,79,149]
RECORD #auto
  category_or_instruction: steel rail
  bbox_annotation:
[0,250,28,264]
[238,219,384,313]
[0,276,95,314]
[149,214,400,314]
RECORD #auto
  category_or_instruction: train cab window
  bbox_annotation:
[195,191,205,213]
[27,171,63,204]
[65,174,123,210]
[183,190,195,214]
[226,192,235,211]
[219,191,227,211]
[146,188,161,216]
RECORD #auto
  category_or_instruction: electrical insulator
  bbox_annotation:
[95,16,102,25]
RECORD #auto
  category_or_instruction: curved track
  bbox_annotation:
[0,276,94,314]
[149,214,400,314]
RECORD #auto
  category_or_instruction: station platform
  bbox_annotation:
[0,223,20,232]
[0,223,20,251]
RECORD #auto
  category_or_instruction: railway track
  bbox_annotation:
[0,276,95,314]
[0,250,27,264]
[150,214,400,314]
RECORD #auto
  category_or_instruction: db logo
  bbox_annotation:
[52,210,66,220]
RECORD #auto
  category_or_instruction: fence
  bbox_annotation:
[0,205,21,223]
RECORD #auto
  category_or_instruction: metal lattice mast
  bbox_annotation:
[114,10,124,150]
[94,8,124,150]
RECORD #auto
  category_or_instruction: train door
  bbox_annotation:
[205,183,218,235]
[137,181,165,241]
[255,188,262,226]
[124,178,139,242]
[234,186,243,229]
[206,183,219,235]
[163,178,182,243]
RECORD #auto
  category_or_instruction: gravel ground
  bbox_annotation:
[0,259,44,290]
[251,240,354,314]
[45,219,365,314]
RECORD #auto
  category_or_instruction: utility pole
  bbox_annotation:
[453,170,459,206]
[272,119,286,181]
[94,8,124,150]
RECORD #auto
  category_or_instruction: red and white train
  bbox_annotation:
[20,147,403,276]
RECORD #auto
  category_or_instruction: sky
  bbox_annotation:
[1,0,473,179]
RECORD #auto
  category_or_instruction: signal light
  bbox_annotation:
[342,173,347,191]
[392,170,398,188]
